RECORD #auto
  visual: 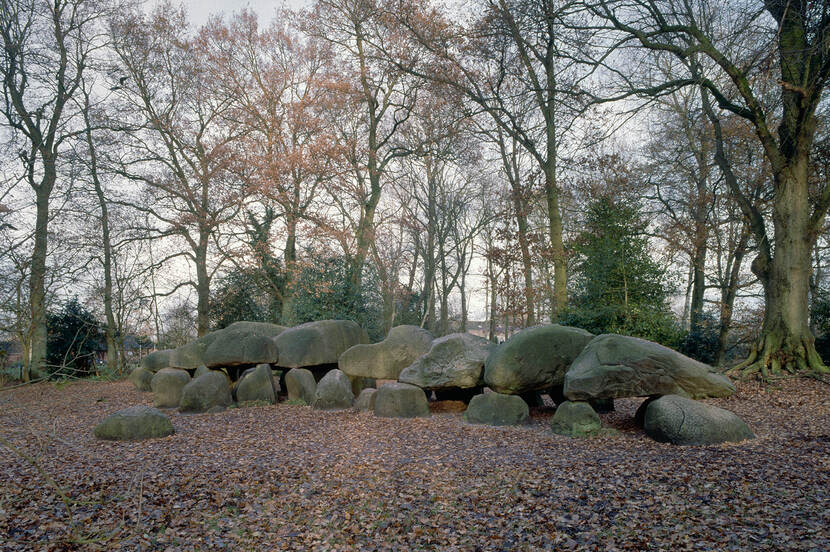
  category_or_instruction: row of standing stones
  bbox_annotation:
[97,320,754,447]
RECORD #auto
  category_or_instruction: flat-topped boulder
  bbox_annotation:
[312,369,354,410]
[399,333,493,390]
[224,321,287,337]
[140,349,173,373]
[463,392,529,426]
[484,325,595,395]
[643,395,754,445]
[151,368,191,408]
[94,406,174,441]
[179,371,232,413]
[564,334,736,400]
[275,320,369,369]
[203,330,279,369]
[235,364,279,404]
[168,340,208,370]
[285,368,317,404]
[374,382,430,418]
[339,325,433,380]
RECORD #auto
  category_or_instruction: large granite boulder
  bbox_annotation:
[550,401,602,437]
[179,371,232,413]
[339,325,433,380]
[399,333,493,391]
[236,364,278,404]
[151,368,191,408]
[140,349,173,373]
[312,369,354,410]
[224,321,287,337]
[354,388,378,412]
[169,340,208,370]
[94,406,174,440]
[128,366,153,391]
[564,334,736,400]
[374,382,430,418]
[275,320,369,369]
[643,395,755,445]
[285,368,317,404]
[203,330,279,369]
[484,325,595,395]
[463,392,529,426]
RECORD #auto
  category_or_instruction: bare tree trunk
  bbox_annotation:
[715,226,749,366]
[28,166,54,380]
[195,238,210,337]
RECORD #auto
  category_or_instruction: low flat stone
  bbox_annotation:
[643,395,755,445]
[94,406,174,441]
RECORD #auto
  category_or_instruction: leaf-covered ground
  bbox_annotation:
[0,379,828,551]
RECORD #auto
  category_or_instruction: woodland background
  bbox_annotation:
[2,0,830,382]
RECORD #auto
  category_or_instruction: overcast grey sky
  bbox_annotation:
[180,0,310,25]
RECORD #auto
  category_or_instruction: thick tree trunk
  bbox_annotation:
[281,218,298,324]
[28,169,54,380]
[736,157,827,375]
[195,238,210,337]
[544,160,567,321]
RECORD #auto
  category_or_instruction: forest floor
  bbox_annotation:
[0,378,828,551]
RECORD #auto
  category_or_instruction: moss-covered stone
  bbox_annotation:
[94,406,174,440]
[550,401,602,438]
[463,392,529,426]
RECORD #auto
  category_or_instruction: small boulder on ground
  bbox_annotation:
[564,334,736,400]
[275,320,369,369]
[179,371,232,413]
[285,368,317,404]
[374,382,430,418]
[128,366,153,391]
[550,401,602,437]
[398,333,493,391]
[312,369,354,410]
[354,388,378,412]
[643,394,755,445]
[236,364,278,404]
[94,406,174,441]
[151,368,191,408]
[339,325,433,380]
[463,392,529,426]
[484,325,594,395]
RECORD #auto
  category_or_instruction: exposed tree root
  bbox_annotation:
[728,333,829,381]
